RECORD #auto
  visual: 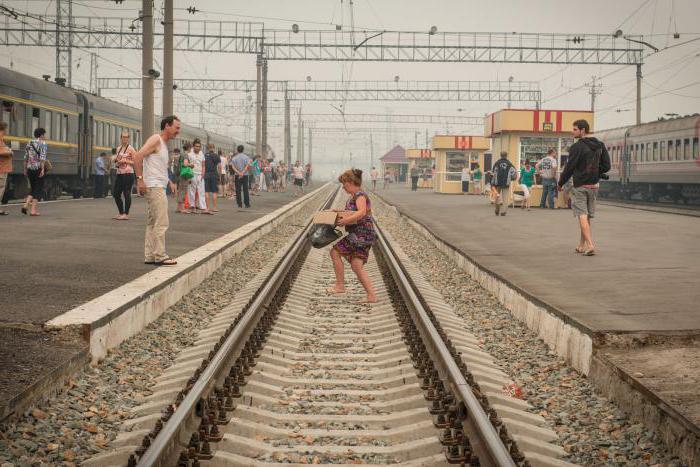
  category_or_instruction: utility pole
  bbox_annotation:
[587,75,602,113]
[55,0,73,87]
[636,64,642,125]
[308,126,312,165]
[300,120,305,164]
[296,108,302,163]
[141,0,154,138]
[284,89,291,165]
[255,54,263,157]
[162,0,174,118]
[261,57,269,158]
[89,52,98,95]
[369,130,374,169]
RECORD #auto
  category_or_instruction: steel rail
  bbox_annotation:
[135,185,338,467]
[375,224,517,467]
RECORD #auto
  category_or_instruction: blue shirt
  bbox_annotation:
[95,157,107,175]
[230,153,251,174]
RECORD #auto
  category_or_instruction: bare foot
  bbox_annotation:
[326,286,345,294]
[362,294,378,303]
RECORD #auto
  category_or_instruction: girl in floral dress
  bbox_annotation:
[329,169,378,303]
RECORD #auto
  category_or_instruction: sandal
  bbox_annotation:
[582,250,596,256]
[0,211,8,216]
[21,207,28,215]
[326,286,345,295]
[575,247,585,253]
[30,213,40,216]
[154,258,178,266]
[144,260,156,265]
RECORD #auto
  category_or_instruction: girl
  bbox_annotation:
[519,159,536,211]
[113,130,136,220]
[329,169,378,303]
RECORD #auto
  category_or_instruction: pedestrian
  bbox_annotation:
[175,143,191,213]
[292,160,305,196]
[460,165,470,194]
[204,143,221,212]
[537,149,558,209]
[112,130,136,220]
[22,127,48,216]
[370,166,378,190]
[270,159,278,192]
[251,156,261,195]
[230,144,251,208]
[219,151,228,198]
[472,163,483,194]
[519,159,536,210]
[557,119,611,256]
[278,162,287,192]
[492,151,516,217]
[305,162,312,186]
[108,148,117,197]
[328,168,378,303]
[383,168,392,189]
[133,115,180,266]
[186,139,211,214]
[0,122,11,216]
[264,159,273,192]
[410,164,420,191]
[94,152,108,198]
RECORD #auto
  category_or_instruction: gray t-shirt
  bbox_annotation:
[537,156,558,179]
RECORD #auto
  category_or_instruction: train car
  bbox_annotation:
[0,65,248,201]
[596,115,700,203]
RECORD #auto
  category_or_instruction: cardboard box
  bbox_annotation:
[312,210,357,225]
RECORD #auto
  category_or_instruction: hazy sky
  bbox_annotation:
[2,0,699,173]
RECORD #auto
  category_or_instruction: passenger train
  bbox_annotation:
[0,66,254,201]
[596,115,700,203]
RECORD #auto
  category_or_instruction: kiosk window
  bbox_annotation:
[445,151,466,181]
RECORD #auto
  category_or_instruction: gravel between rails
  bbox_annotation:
[0,198,322,467]
[373,198,684,467]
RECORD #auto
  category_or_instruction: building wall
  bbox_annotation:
[485,109,594,136]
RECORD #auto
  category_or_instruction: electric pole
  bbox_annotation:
[255,54,263,157]
[636,64,642,125]
[261,57,269,159]
[141,0,154,137]
[162,0,174,118]
[55,0,73,87]
[89,53,98,95]
[284,89,291,165]
[308,126,312,165]
[587,75,603,113]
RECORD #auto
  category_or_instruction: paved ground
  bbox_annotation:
[376,186,700,335]
[375,185,700,436]
[0,185,316,418]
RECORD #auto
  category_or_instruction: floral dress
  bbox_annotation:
[333,191,377,264]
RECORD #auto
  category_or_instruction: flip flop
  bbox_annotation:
[154,258,178,266]
[144,261,155,265]
[326,287,346,295]
[21,207,28,215]
[575,247,585,253]
[30,213,41,216]
[0,211,8,216]
[582,250,596,256]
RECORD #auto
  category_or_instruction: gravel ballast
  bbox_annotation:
[0,197,323,467]
[373,198,683,467]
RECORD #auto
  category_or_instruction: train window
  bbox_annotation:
[683,139,690,160]
[1,107,10,131]
[676,140,682,161]
[44,110,52,140]
[53,112,61,141]
[693,138,699,160]
[98,122,104,147]
[31,108,40,134]
[653,142,658,161]
[660,141,665,161]
[62,114,68,141]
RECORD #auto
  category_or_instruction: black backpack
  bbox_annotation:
[308,224,342,249]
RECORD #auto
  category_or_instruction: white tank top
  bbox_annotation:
[143,136,170,188]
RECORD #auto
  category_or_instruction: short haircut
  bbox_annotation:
[160,115,180,130]
[0,122,7,132]
[547,148,556,155]
[183,142,192,151]
[34,127,46,138]
[338,168,362,186]
[121,129,130,137]
[500,151,508,158]
[172,148,180,153]
[192,138,201,146]
[100,152,106,156]
[207,143,215,150]
[237,145,244,152]
[525,159,531,165]
[573,119,590,133]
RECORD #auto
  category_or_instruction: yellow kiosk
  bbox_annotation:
[484,109,594,207]
[406,149,435,189]
[432,135,490,194]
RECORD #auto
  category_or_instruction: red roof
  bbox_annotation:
[379,145,407,164]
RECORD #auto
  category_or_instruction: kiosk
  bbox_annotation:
[485,109,594,207]
[406,149,434,189]
[379,145,408,184]
[432,135,490,194]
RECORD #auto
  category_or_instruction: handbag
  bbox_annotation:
[30,142,51,173]
[179,165,194,180]
[308,223,343,249]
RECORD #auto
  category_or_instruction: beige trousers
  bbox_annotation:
[144,187,169,262]
[495,186,510,213]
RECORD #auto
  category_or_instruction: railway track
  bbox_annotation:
[86,187,571,467]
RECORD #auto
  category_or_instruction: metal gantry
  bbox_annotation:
[54,0,73,86]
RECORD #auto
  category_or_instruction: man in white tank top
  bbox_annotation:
[133,116,181,266]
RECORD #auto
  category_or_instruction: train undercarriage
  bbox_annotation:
[600,180,700,205]
[1,173,89,203]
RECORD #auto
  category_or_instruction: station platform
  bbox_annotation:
[375,186,700,430]
[0,186,315,419]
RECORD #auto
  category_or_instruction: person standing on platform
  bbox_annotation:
[492,151,516,217]
[519,159,536,211]
[231,145,251,209]
[370,166,379,190]
[112,131,136,220]
[22,128,48,216]
[537,149,558,209]
[461,165,470,194]
[329,169,378,303]
[175,143,191,213]
[204,143,221,212]
[134,115,180,266]
[292,160,305,196]
[472,163,482,194]
[558,119,611,256]
[94,152,108,198]
[186,139,211,214]
[410,164,420,191]
[305,163,312,186]
[0,122,11,216]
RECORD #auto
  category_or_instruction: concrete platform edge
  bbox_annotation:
[45,184,330,362]
[589,353,700,466]
[377,194,700,467]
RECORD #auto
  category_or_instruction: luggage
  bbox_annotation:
[308,223,342,248]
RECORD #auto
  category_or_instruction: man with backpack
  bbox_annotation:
[558,119,611,256]
[492,151,517,216]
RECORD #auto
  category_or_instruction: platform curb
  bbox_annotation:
[376,193,700,467]
[45,184,330,362]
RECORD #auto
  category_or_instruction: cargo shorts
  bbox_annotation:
[572,186,598,218]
